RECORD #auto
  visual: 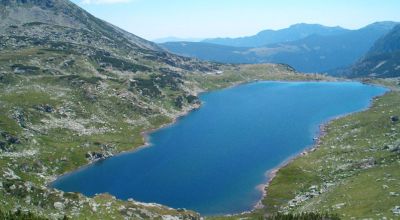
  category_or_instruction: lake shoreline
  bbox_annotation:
[249,87,391,216]
[253,119,329,211]
[50,79,386,217]
[47,99,203,185]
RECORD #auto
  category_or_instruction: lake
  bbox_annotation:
[52,81,387,215]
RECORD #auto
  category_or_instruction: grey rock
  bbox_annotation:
[54,202,65,211]
[391,115,399,122]
[392,206,400,215]
[35,104,54,113]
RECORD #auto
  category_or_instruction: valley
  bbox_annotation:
[0,0,400,219]
[161,22,398,74]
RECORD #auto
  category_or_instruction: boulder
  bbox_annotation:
[85,151,106,161]
[392,206,400,215]
[1,132,20,144]
[6,135,20,144]
[54,202,65,211]
[390,146,400,154]
[36,104,54,113]
[0,141,7,151]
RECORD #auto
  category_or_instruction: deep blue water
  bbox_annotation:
[52,81,387,215]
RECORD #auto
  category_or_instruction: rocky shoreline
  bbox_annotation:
[254,122,329,211]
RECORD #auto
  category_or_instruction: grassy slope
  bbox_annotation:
[188,64,333,91]
[0,47,203,219]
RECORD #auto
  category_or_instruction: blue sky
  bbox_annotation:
[71,0,400,40]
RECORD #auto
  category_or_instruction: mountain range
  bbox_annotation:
[203,23,350,47]
[161,22,399,73]
[155,23,346,47]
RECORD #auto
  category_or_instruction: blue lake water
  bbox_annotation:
[52,81,387,215]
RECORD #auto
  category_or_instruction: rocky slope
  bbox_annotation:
[342,24,400,78]
[0,0,161,51]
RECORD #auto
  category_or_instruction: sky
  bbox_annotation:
[70,0,400,41]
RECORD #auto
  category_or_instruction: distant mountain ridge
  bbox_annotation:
[203,23,350,47]
[160,42,250,64]
[153,37,204,43]
[161,22,399,73]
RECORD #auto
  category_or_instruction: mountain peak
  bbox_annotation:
[287,23,346,31]
[0,0,161,51]
[289,23,324,28]
[361,21,399,31]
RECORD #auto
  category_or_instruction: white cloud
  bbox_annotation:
[81,0,132,4]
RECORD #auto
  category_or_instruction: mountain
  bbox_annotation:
[343,24,400,78]
[160,42,251,63]
[161,22,399,73]
[0,0,311,219]
[203,23,350,47]
[0,0,162,51]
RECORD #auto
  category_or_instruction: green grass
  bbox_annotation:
[0,209,50,220]
[188,64,334,91]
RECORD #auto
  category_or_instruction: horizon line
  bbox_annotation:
[150,20,399,41]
